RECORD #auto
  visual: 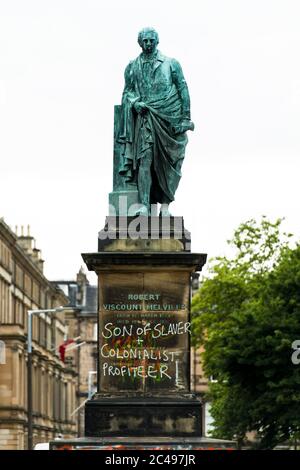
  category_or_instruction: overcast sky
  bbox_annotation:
[0,0,299,283]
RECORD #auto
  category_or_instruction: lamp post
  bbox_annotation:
[88,370,97,400]
[27,306,69,450]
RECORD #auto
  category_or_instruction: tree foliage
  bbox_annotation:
[191,217,300,449]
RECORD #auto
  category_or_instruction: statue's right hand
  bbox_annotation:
[134,101,147,115]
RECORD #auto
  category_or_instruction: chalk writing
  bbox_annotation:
[101,321,190,339]
[101,344,177,362]
[99,288,190,391]
[102,363,171,379]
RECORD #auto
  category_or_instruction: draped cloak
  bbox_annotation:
[118,51,190,204]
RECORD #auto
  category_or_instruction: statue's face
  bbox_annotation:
[140,32,158,54]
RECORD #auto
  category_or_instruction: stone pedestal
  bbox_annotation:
[82,217,207,439]
[85,396,202,437]
[98,216,191,252]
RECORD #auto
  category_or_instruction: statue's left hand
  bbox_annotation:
[172,119,195,135]
[134,101,148,115]
[182,119,195,131]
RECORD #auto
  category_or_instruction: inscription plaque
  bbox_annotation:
[98,271,190,393]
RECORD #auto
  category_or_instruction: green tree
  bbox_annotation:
[192,217,300,449]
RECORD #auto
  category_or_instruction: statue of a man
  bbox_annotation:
[118,27,194,216]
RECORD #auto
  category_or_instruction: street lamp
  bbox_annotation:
[27,306,74,450]
[88,370,97,400]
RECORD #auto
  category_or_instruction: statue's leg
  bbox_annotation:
[137,147,153,214]
[160,202,172,217]
[160,195,172,217]
[159,157,184,216]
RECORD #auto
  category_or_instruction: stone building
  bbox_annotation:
[53,268,97,436]
[0,219,78,450]
[190,273,212,436]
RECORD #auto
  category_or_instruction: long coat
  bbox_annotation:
[118,50,191,204]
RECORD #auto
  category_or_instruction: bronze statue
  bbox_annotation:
[118,27,194,216]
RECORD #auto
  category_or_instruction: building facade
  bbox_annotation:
[190,273,212,436]
[0,219,78,449]
[54,268,97,436]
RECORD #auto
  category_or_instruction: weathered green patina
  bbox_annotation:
[117,27,194,216]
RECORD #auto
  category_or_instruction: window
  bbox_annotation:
[32,281,39,304]
[51,319,56,350]
[40,290,46,309]
[15,264,24,289]
[14,298,24,326]
[24,273,32,297]
[0,240,11,271]
[93,323,98,341]
[39,318,47,348]
[0,340,6,364]
[0,279,11,323]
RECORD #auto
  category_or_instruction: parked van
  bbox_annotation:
[34,442,49,450]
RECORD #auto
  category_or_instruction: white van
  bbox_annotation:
[34,442,50,450]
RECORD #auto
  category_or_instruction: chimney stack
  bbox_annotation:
[16,225,44,272]
[17,225,34,254]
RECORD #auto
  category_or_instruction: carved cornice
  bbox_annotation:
[82,252,207,272]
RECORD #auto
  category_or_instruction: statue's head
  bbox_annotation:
[138,27,159,54]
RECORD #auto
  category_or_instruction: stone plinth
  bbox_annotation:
[85,396,202,437]
[82,245,206,438]
[98,216,191,252]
